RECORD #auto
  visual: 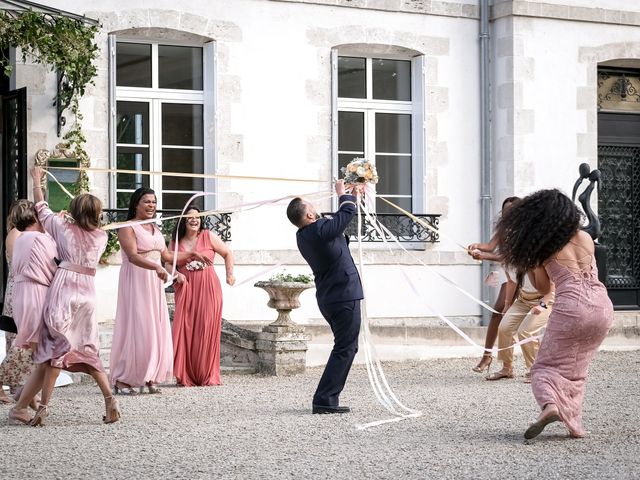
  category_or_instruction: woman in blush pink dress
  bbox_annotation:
[496,189,614,440]
[170,206,235,387]
[10,201,57,351]
[109,188,187,395]
[9,167,120,426]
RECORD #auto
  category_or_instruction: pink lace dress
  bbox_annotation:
[33,202,107,373]
[531,248,614,437]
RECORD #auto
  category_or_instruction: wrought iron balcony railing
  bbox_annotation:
[101,209,232,242]
[320,212,440,243]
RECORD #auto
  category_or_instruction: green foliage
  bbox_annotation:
[0,10,99,194]
[99,230,120,265]
[269,271,314,284]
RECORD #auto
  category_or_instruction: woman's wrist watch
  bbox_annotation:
[539,301,548,309]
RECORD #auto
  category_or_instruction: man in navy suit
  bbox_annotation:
[286,180,363,414]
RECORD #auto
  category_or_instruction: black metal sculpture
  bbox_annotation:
[572,163,602,240]
[572,163,606,283]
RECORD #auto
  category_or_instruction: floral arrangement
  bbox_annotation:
[269,271,314,284]
[341,158,379,185]
[185,260,208,272]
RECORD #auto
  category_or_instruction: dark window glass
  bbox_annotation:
[117,102,149,145]
[376,196,411,214]
[163,193,204,210]
[372,58,411,101]
[338,57,366,98]
[338,111,365,152]
[375,155,412,196]
[162,149,204,190]
[338,153,361,176]
[116,148,150,190]
[375,113,411,154]
[162,104,204,146]
[116,42,152,88]
[158,45,203,90]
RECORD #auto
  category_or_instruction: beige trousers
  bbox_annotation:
[497,291,551,369]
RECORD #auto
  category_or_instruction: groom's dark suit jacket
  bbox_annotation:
[296,194,363,306]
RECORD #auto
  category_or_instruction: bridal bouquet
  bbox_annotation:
[341,158,379,185]
[185,260,208,271]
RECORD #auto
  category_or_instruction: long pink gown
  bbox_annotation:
[171,232,223,386]
[531,255,614,437]
[33,202,107,373]
[12,231,57,349]
[109,223,173,387]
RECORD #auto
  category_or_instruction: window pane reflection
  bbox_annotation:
[372,58,411,101]
[338,111,365,152]
[117,102,149,145]
[116,42,152,88]
[376,196,411,214]
[162,149,204,190]
[375,113,412,154]
[338,57,366,99]
[163,193,204,210]
[375,155,412,195]
[116,148,149,190]
[162,104,204,146]
[158,45,203,90]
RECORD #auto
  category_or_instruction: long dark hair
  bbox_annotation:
[126,187,156,221]
[172,205,205,242]
[495,189,581,274]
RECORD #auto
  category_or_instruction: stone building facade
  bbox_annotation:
[2,0,640,340]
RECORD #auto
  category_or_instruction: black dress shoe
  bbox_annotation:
[312,404,351,414]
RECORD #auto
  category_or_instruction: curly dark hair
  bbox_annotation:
[495,189,582,273]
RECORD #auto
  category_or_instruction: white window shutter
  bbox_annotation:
[411,54,426,214]
[108,34,117,208]
[331,48,339,210]
[203,40,216,211]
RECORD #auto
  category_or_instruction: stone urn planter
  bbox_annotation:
[254,280,313,331]
[253,280,314,376]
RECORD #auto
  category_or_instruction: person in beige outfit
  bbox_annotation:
[487,267,554,382]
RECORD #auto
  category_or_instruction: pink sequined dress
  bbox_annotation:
[11,231,58,349]
[531,250,614,437]
[109,223,173,387]
[33,202,107,373]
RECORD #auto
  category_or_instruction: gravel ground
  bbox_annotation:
[1,350,639,480]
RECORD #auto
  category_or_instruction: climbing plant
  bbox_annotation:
[0,9,99,193]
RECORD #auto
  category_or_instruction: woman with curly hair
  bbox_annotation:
[495,189,613,440]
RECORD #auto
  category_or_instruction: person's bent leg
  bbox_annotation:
[473,283,507,372]
[489,300,527,379]
[313,300,361,407]
[14,363,46,411]
[87,367,121,423]
[517,306,551,370]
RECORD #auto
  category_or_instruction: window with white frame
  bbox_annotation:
[114,41,207,210]
[335,54,424,214]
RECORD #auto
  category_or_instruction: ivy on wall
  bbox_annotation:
[0,9,99,194]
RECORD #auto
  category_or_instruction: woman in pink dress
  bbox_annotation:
[9,166,120,426]
[109,188,187,395]
[170,206,235,386]
[496,189,614,439]
[10,201,57,351]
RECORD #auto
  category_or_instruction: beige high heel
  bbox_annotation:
[29,405,49,427]
[472,353,493,373]
[103,396,121,424]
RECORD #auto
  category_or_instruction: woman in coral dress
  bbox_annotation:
[109,188,186,395]
[496,189,614,440]
[170,206,235,387]
[9,166,120,426]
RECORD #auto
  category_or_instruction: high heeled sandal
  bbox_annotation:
[29,405,49,427]
[103,396,121,424]
[7,407,31,425]
[485,369,515,381]
[113,382,138,396]
[472,354,493,373]
[144,382,162,394]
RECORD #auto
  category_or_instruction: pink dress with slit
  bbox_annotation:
[531,252,614,437]
[12,231,57,348]
[171,231,223,386]
[33,201,107,373]
[109,223,173,387]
